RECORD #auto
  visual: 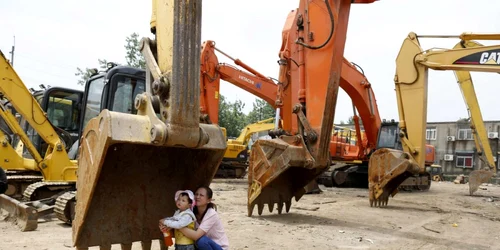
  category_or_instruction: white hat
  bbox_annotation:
[174,190,196,209]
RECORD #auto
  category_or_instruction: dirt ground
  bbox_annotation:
[1,179,499,250]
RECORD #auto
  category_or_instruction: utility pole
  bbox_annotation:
[9,36,15,66]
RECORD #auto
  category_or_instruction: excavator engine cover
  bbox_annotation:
[72,110,226,248]
[368,148,420,207]
[247,135,324,216]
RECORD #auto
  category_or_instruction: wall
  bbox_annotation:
[425,120,500,176]
[334,120,500,177]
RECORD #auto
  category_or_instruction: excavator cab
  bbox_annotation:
[79,65,146,135]
[373,121,431,194]
[17,87,83,160]
[375,121,403,151]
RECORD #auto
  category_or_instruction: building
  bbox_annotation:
[425,120,500,177]
[335,120,500,181]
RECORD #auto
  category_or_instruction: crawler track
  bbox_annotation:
[54,191,76,224]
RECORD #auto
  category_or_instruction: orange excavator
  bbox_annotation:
[199,40,379,185]
[241,0,382,216]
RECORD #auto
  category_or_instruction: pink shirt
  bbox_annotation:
[196,208,229,250]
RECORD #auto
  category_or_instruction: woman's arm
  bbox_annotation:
[178,227,206,241]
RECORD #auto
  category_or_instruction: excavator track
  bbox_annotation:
[22,181,74,201]
[54,191,76,224]
[215,162,247,179]
[5,172,43,199]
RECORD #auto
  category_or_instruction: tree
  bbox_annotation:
[75,59,109,85]
[75,32,145,86]
[218,95,247,138]
[346,115,363,125]
[124,32,146,69]
[246,98,276,124]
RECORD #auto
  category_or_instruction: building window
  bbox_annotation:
[456,155,474,168]
[426,127,437,140]
[457,128,473,140]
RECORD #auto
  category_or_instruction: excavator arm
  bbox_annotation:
[368,32,499,206]
[230,118,276,145]
[0,52,77,183]
[247,0,378,216]
[451,39,496,194]
[0,103,41,172]
[200,40,381,160]
[199,40,281,125]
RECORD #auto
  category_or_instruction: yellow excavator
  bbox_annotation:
[368,32,498,207]
[0,54,84,231]
[0,87,82,199]
[216,117,276,178]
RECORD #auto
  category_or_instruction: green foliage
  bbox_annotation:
[345,115,363,125]
[218,96,276,138]
[124,32,146,69]
[246,98,276,124]
[75,32,145,86]
[75,59,108,86]
[218,95,247,138]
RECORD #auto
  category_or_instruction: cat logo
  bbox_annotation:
[454,49,500,66]
[479,52,500,65]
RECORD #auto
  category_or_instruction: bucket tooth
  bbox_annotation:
[141,240,152,250]
[159,240,168,250]
[247,203,255,217]
[120,243,132,250]
[99,245,111,250]
[268,203,274,213]
[257,202,264,216]
[285,199,292,213]
[277,202,284,214]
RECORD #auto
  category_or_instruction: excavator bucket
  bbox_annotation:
[247,135,324,216]
[0,194,54,231]
[367,148,420,207]
[0,194,37,231]
[468,169,494,196]
[72,109,226,249]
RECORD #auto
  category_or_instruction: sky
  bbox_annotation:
[1,0,500,124]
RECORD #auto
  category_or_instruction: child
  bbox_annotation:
[159,190,196,250]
